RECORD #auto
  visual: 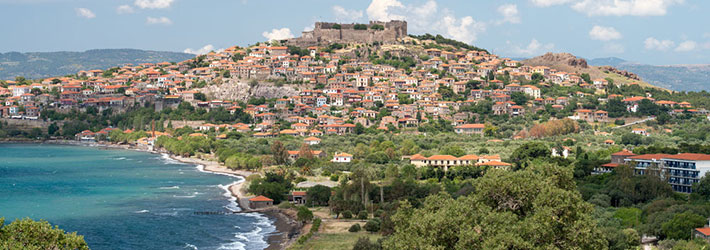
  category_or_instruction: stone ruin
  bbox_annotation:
[287,20,407,47]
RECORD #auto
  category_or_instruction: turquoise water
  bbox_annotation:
[0,144,275,250]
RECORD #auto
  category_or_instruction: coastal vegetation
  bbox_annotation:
[0,217,89,250]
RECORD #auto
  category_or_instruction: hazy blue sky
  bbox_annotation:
[0,0,707,65]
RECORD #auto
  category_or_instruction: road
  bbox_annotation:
[614,116,656,129]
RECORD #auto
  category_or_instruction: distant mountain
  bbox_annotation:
[0,49,195,80]
[587,57,628,67]
[588,57,710,92]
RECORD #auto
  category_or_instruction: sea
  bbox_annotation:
[0,143,276,250]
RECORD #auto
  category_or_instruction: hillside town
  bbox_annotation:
[6,20,710,250]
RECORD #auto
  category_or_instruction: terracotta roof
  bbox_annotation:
[601,163,620,168]
[427,155,459,160]
[612,149,636,156]
[666,153,710,161]
[249,195,273,202]
[696,228,710,236]
[477,161,512,166]
[458,155,479,160]
[455,123,485,129]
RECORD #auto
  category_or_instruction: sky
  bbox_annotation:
[0,0,708,65]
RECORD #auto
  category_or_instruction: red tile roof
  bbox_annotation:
[249,195,273,202]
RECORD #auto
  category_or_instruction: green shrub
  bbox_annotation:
[615,119,625,125]
[330,174,339,181]
[364,218,381,233]
[358,211,368,220]
[374,209,384,218]
[349,223,361,232]
[343,210,353,219]
[311,218,322,233]
[278,201,295,209]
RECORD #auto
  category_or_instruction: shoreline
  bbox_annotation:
[0,140,302,250]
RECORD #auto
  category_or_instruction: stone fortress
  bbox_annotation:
[287,20,407,46]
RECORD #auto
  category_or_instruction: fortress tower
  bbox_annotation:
[287,20,407,47]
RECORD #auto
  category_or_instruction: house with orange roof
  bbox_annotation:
[331,152,353,163]
[248,196,273,209]
[454,123,485,135]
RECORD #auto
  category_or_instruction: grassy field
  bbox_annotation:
[288,232,381,250]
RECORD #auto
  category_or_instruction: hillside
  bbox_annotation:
[588,58,710,92]
[0,49,194,80]
[522,53,661,90]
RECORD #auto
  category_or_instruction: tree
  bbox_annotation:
[662,212,706,240]
[306,185,332,206]
[441,145,465,157]
[0,217,89,250]
[48,123,59,136]
[511,92,528,105]
[510,142,551,169]
[364,218,381,233]
[691,172,710,201]
[355,123,365,134]
[384,162,606,249]
[271,140,289,165]
[580,73,592,83]
[297,206,314,223]
[194,92,207,101]
[606,98,626,118]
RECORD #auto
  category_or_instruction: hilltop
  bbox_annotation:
[521,53,661,90]
[0,49,194,80]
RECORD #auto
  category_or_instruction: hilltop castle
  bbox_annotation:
[287,20,407,46]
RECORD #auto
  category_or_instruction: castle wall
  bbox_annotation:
[288,20,407,47]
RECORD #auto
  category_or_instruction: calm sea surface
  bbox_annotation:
[0,143,275,250]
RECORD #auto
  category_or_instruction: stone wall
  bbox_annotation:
[288,20,407,47]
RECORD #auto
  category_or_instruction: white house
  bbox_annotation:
[304,136,321,145]
[331,152,353,163]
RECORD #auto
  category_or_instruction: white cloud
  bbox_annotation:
[366,0,405,21]
[135,0,174,9]
[262,28,294,41]
[603,43,625,53]
[363,0,485,44]
[332,6,364,22]
[644,37,675,51]
[497,4,520,24]
[589,25,622,41]
[530,0,573,7]
[675,41,697,52]
[441,15,485,44]
[75,8,95,19]
[510,39,555,56]
[184,44,215,55]
[146,16,172,25]
[572,0,683,16]
[116,5,134,14]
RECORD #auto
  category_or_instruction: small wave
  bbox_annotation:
[216,241,245,250]
[113,157,127,160]
[184,243,198,250]
[160,153,187,165]
[155,211,179,216]
[159,186,180,190]
[222,214,274,250]
[173,192,200,198]
[134,210,149,213]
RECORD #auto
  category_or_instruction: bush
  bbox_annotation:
[374,209,384,218]
[358,211,368,220]
[353,237,382,250]
[311,218,322,233]
[278,201,295,209]
[364,218,381,233]
[343,210,353,219]
[297,206,314,223]
[330,174,339,181]
[349,223,361,232]
[615,119,625,125]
